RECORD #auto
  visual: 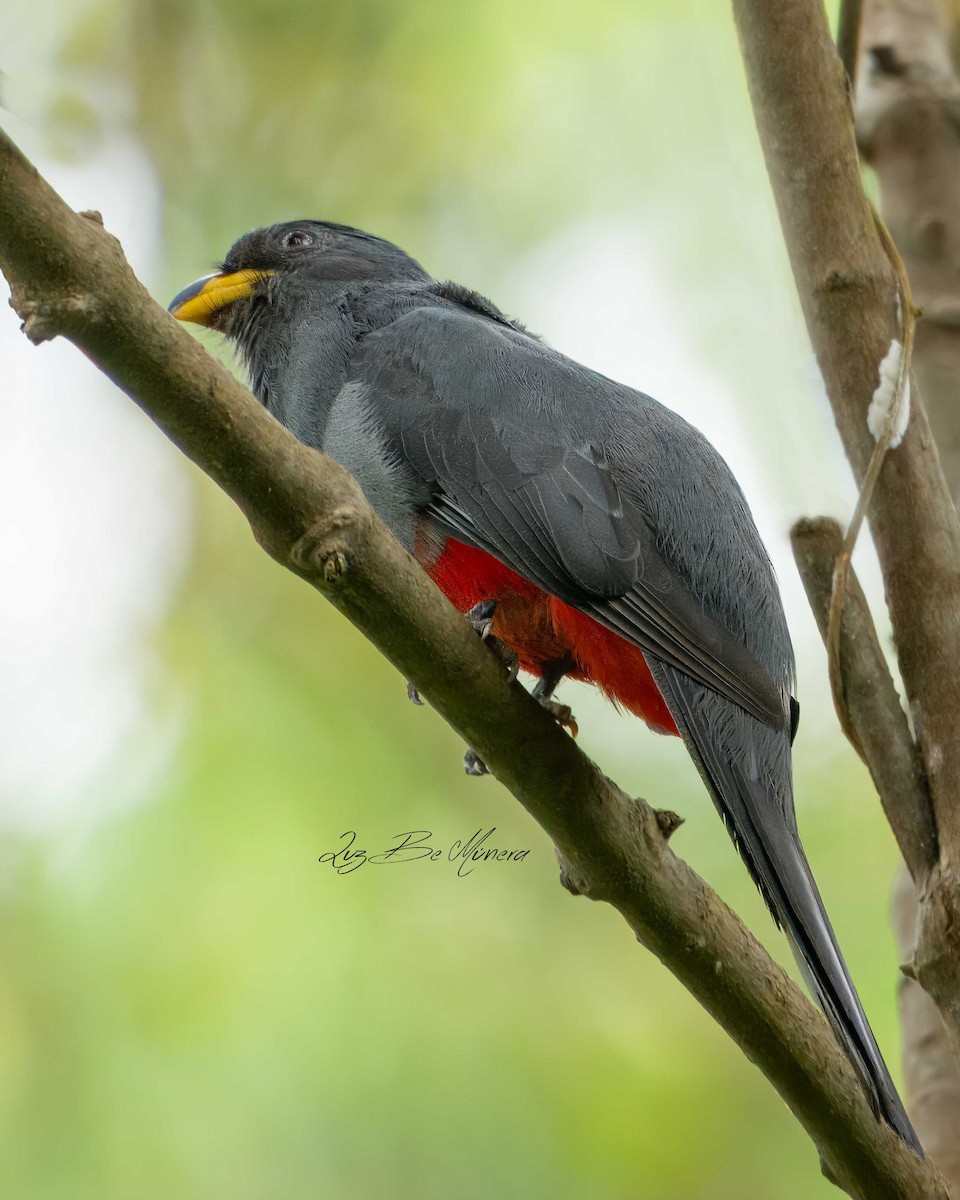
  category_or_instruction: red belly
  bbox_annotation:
[425,539,678,736]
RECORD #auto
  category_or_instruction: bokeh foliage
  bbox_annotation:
[2,2,904,1197]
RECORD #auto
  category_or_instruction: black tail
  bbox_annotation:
[651,661,922,1154]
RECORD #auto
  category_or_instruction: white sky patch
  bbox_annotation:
[503,218,812,603]
[503,222,770,506]
[0,117,191,833]
[867,339,911,448]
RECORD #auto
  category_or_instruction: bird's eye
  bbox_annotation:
[281,230,313,249]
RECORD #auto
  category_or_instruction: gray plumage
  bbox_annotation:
[173,220,921,1152]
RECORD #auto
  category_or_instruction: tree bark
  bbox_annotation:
[895,872,960,1187]
[852,0,960,1177]
[793,513,960,1177]
[857,0,960,501]
[0,124,946,1198]
[734,1,960,1163]
[790,517,935,875]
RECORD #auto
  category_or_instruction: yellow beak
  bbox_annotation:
[168,269,273,326]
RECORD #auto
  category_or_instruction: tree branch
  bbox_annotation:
[855,2,960,515]
[0,125,945,1197]
[790,517,936,879]
[893,870,960,1189]
[791,509,960,1176]
[838,0,864,88]
[733,0,960,1080]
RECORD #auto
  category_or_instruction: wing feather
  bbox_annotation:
[350,304,787,729]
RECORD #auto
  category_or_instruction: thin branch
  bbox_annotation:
[791,517,937,880]
[0,126,945,1199]
[825,214,917,756]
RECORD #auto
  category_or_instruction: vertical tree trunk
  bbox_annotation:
[858,0,960,494]
[734,0,960,1182]
[855,0,960,1177]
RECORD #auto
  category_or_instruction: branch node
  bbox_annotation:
[323,548,348,582]
[79,209,104,225]
[555,847,597,898]
[654,808,685,840]
[824,268,859,293]
[556,848,583,896]
[15,294,100,344]
[820,1150,841,1188]
[289,506,365,578]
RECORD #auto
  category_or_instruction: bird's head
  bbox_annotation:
[168,220,429,334]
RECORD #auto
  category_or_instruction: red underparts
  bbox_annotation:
[424,538,679,736]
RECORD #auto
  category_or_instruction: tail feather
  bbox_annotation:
[651,660,922,1154]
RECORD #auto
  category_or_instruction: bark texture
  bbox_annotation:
[790,517,935,877]
[736,0,960,1184]
[852,0,960,1177]
[733,13,960,1188]
[857,0,960,500]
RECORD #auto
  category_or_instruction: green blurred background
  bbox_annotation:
[1,2,906,1197]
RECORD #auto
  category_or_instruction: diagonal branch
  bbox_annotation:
[0,126,946,1199]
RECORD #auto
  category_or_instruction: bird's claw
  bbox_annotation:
[406,680,423,705]
[538,697,578,739]
[465,599,519,682]
[466,598,497,640]
[463,748,489,776]
[463,699,576,778]
[462,600,520,774]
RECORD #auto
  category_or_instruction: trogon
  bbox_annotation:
[170,220,920,1151]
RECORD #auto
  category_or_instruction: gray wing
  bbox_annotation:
[345,304,786,729]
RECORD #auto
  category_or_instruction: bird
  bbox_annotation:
[170,219,921,1152]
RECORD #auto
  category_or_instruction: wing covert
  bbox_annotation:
[347,304,787,729]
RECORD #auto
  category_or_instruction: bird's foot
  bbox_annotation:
[537,697,578,739]
[463,698,578,778]
[465,599,519,681]
[462,637,578,777]
[463,747,489,777]
[531,657,577,739]
[462,600,519,776]
[406,600,517,713]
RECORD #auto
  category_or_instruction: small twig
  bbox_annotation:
[825,210,917,747]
